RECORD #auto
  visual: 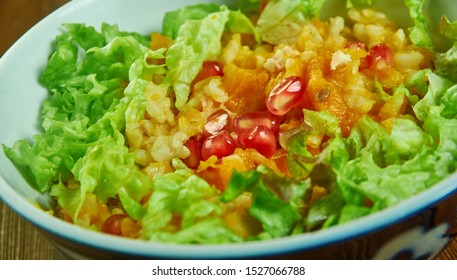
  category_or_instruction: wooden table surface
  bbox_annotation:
[0,0,456,260]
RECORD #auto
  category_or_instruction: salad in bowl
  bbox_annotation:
[1,0,457,258]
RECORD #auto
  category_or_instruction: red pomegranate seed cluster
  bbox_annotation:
[184,65,310,166]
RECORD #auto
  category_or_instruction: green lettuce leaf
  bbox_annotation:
[256,0,308,45]
[149,219,243,244]
[227,9,261,43]
[338,204,372,224]
[101,23,149,47]
[4,23,165,221]
[441,84,457,118]
[82,36,157,81]
[39,24,105,89]
[40,23,151,89]
[439,15,457,40]
[48,139,152,221]
[163,5,259,109]
[306,189,345,230]
[411,70,457,160]
[411,70,453,120]
[128,50,167,81]
[163,8,230,109]
[286,69,457,228]
[387,118,431,160]
[283,110,340,178]
[256,0,325,44]
[49,180,82,220]
[435,43,457,83]
[302,0,327,18]
[3,73,126,192]
[338,148,431,208]
[405,0,435,50]
[238,0,261,15]
[222,166,310,239]
[141,166,237,243]
[118,188,147,221]
[162,3,221,39]
[63,140,152,221]
[3,136,90,192]
[336,70,456,209]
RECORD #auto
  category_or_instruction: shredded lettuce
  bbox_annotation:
[404,0,435,50]
[222,166,310,239]
[284,110,340,178]
[282,66,457,226]
[101,23,150,47]
[238,0,262,15]
[257,0,325,44]
[255,0,327,44]
[51,140,152,220]
[227,9,261,43]
[3,23,164,221]
[256,0,308,44]
[142,162,242,243]
[162,3,221,39]
[439,15,457,40]
[306,189,345,230]
[150,219,243,244]
[285,69,457,226]
[162,4,259,109]
[435,43,457,83]
[163,7,229,109]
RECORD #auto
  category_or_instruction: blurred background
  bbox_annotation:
[0,0,68,56]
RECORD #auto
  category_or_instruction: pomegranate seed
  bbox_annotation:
[201,130,237,160]
[266,76,306,116]
[238,125,277,158]
[102,214,128,236]
[366,44,393,70]
[202,110,231,139]
[233,111,280,136]
[344,41,367,51]
[191,61,224,90]
[183,137,202,169]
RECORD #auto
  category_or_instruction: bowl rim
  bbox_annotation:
[1,0,457,259]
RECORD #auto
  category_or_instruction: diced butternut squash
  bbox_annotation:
[150,32,173,51]
[222,63,270,114]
